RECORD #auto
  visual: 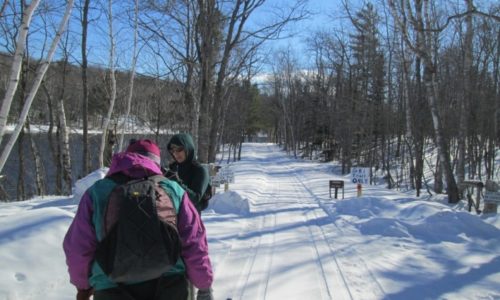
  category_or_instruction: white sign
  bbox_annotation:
[351,167,370,185]
[213,167,235,184]
[484,191,500,203]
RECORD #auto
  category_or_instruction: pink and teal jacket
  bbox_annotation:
[63,152,213,291]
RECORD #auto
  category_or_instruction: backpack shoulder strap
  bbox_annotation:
[107,172,132,185]
[148,174,168,184]
[108,173,167,186]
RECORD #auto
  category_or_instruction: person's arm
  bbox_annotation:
[166,163,209,209]
[183,165,209,208]
[163,162,179,180]
[62,192,98,290]
[177,193,213,289]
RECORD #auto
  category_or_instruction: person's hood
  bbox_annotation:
[106,152,162,178]
[167,133,196,164]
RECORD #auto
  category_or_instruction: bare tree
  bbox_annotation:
[26,117,46,196]
[456,0,475,193]
[139,0,199,138]
[195,0,218,162]
[98,0,117,168]
[0,0,9,17]
[271,49,301,157]
[197,0,309,163]
[117,0,139,152]
[0,0,75,175]
[80,0,91,176]
[0,0,41,147]
[56,32,74,194]
[388,0,460,203]
[41,82,62,194]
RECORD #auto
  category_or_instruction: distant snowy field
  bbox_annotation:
[0,143,499,300]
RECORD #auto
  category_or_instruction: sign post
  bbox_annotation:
[212,166,234,191]
[329,180,344,199]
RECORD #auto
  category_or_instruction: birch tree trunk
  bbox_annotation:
[98,0,117,168]
[57,81,72,194]
[0,0,74,175]
[16,61,28,201]
[117,0,139,152]
[421,1,459,203]
[0,0,41,146]
[56,32,73,194]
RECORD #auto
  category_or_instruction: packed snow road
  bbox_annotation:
[0,143,498,300]
[202,143,500,300]
[204,144,385,299]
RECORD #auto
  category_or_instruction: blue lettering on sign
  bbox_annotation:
[352,167,370,185]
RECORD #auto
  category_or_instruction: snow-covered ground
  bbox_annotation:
[0,143,499,300]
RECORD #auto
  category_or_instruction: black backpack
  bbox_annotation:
[95,175,181,283]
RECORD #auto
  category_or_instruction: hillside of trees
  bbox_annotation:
[0,1,499,202]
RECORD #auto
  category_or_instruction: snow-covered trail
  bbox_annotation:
[204,144,385,300]
[0,142,498,299]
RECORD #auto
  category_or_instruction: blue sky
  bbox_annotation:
[0,0,362,74]
[2,0,496,77]
[82,0,362,72]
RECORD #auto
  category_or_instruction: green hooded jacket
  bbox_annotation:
[167,133,209,212]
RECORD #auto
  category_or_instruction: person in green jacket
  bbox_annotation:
[164,133,210,213]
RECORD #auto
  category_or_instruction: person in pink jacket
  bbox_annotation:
[63,139,213,300]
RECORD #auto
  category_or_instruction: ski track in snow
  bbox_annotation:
[1,143,499,300]
[211,144,385,300]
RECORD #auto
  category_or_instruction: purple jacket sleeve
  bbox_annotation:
[177,193,213,289]
[63,192,97,290]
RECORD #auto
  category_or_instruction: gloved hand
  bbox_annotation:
[164,168,183,183]
[196,288,214,300]
[164,169,181,181]
[76,288,93,300]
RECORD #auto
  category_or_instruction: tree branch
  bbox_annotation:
[0,0,9,18]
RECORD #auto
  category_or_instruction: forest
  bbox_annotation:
[0,0,499,203]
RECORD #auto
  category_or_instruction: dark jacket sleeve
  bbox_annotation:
[178,164,209,210]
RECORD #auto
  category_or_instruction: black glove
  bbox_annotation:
[196,288,214,300]
[76,288,93,300]
[164,169,181,182]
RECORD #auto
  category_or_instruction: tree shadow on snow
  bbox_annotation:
[382,255,500,300]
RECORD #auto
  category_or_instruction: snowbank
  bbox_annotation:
[70,169,251,216]
[0,143,498,300]
[206,190,250,216]
[71,168,108,202]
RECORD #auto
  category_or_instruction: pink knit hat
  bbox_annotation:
[126,139,161,165]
